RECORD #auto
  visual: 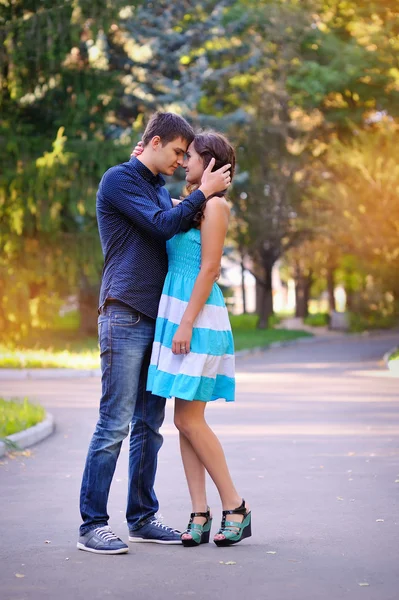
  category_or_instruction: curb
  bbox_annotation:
[0,411,55,458]
[383,346,399,377]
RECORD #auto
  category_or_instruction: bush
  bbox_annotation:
[348,312,398,333]
[0,397,46,437]
[229,313,282,330]
[304,313,330,327]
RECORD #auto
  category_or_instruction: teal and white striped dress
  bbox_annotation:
[146,228,235,402]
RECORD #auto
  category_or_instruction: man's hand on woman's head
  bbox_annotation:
[199,158,231,199]
[131,140,144,158]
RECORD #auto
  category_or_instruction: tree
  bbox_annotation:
[216,0,399,324]
[195,0,317,326]
[309,123,399,316]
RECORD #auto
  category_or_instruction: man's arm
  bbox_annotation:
[100,167,206,241]
[100,158,231,240]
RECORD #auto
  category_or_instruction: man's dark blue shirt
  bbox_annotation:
[96,157,206,319]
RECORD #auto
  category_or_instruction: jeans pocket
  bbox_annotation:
[110,312,142,341]
[112,312,141,326]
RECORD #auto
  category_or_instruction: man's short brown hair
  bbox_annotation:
[142,112,195,147]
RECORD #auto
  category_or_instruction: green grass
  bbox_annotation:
[0,312,311,368]
[0,398,46,438]
[0,327,100,368]
[229,313,282,329]
[228,313,311,350]
[0,347,100,369]
[233,328,311,351]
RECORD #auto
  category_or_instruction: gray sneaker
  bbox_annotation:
[77,526,129,554]
[129,518,181,544]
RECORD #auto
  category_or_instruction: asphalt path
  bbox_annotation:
[0,332,398,600]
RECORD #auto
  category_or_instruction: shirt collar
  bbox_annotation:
[130,157,166,187]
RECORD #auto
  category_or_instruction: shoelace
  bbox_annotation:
[94,526,120,542]
[149,519,179,533]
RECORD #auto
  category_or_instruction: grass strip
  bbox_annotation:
[0,398,46,437]
[0,313,311,368]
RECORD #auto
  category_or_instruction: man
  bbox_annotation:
[77,112,231,554]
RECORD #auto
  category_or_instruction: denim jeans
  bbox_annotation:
[79,302,166,535]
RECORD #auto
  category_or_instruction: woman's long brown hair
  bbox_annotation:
[184,131,236,226]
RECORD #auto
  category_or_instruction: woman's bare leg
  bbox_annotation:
[178,430,208,540]
[174,398,247,541]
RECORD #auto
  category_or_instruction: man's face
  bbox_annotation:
[153,136,188,176]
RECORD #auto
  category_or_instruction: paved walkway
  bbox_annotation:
[0,331,398,600]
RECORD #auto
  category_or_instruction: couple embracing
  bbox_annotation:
[77,112,251,554]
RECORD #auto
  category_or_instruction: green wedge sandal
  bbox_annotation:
[181,508,212,547]
[214,499,251,547]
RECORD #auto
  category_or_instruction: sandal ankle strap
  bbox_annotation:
[189,508,211,522]
[222,499,247,517]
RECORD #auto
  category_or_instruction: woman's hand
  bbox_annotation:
[172,322,193,355]
[131,140,144,158]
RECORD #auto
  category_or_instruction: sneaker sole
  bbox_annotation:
[77,542,129,554]
[128,537,181,545]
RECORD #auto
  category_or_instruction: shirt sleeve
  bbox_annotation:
[100,166,205,240]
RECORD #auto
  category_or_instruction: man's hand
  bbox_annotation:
[131,140,144,158]
[199,158,231,198]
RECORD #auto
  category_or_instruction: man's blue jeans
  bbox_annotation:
[79,302,166,535]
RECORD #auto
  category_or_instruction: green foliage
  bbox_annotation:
[287,0,399,127]
[0,397,46,437]
[304,312,330,327]
[310,125,399,307]
[229,313,260,330]
[348,311,398,333]
[0,126,132,341]
[1,0,398,336]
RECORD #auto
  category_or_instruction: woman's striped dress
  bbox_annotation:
[146,228,235,402]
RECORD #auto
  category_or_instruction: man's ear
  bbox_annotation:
[150,136,161,150]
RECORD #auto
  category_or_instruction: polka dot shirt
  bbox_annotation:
[96,157,205,320]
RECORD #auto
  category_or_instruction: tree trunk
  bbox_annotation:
[327,267,336,312]
[256,280,262,315]
[79,276,99,335]
[295,264,312,319]
[345,287,354,311]
[241,259,247,314]
[257,262,273,329]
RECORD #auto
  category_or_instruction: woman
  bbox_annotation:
[132,132,251,547]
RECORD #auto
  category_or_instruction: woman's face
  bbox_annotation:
[182,141,205,185]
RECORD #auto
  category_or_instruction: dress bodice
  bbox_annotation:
[166,228,201,279]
